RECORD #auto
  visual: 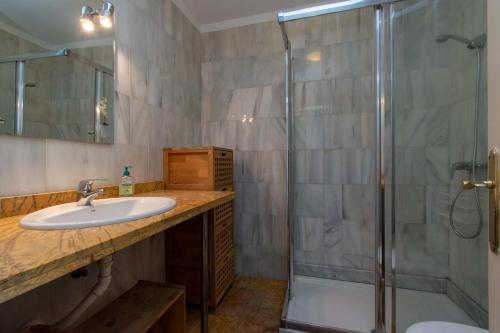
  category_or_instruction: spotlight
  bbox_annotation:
[80,2,114,32]
[80,6,95,32]
[99,2,114,29]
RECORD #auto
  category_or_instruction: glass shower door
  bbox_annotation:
[390,0,488,331]
[282,5,380,332]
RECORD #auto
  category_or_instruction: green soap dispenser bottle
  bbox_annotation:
[119,165,135,196]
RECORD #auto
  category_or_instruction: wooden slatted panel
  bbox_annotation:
[214,150,233,191]
[210,200,234,306]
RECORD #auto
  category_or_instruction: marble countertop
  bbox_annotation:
[0,189,235,304]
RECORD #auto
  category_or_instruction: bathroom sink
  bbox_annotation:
[20,197,177,230]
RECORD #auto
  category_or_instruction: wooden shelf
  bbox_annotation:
[73,281,186,333]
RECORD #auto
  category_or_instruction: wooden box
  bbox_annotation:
[164,146,234,309]
[163,147,233,191]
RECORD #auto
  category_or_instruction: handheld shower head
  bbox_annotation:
[435,33,486,49]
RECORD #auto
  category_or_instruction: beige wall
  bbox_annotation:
[0,0,201,331]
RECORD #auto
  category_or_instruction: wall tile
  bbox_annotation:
[425,146,450,185]
[295,184,324,219]
[295,150,324,184]
[295,115,325,149]
[296,217,324,252]
[0,135,46,196]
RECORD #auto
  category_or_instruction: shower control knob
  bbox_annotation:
[463,180,495,190]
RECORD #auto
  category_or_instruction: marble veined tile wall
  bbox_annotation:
[289,8,377,276]
[0,0,201,331]
[201,22,288,279]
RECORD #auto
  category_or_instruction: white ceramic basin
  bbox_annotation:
[20,197,177,230]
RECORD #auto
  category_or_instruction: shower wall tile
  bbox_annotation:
[295,184,325,219]
[294,80,334,116]
[424,67,452,108]
[202,21,286,279]
[395,107,426,147]
[395,147,426,185]
[325,185,343,221]
[425,146,450,185]
[342,185,373,222]
[324,219,342,252]
[395,186,425,224]
[342,219,362,256]
[295,116,325,149]
[425,107,450,146]
[324,149,343,184]
[296,217,324,252]
[341,149,372,184]
[295,150,325,184]
[323,115,343,149]
[340,113,363,148]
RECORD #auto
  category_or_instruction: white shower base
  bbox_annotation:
[283,276,478,333]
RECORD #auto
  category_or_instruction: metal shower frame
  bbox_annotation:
[278,1,401,332]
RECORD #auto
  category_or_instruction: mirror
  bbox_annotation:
[0,0,115,144]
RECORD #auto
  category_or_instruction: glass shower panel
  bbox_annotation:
[391,0,488,331]
[284,7,378,332]
[0,62,15,135]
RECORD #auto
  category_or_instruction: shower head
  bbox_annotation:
[435,33,486,49]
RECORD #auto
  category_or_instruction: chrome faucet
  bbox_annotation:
[77,179,106,206]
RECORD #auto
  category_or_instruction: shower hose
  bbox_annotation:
[449,49,483,240]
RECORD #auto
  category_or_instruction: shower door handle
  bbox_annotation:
[461,149,500,253]
[488,148,499,253]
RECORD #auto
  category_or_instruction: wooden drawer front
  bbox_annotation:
[214,149,233,191]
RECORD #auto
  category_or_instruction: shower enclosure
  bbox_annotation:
[278,0,488,332]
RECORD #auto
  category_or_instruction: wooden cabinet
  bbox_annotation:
[164,147,234,309]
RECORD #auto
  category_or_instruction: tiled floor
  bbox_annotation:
[187,276,288,333]
[285,276,478,333]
